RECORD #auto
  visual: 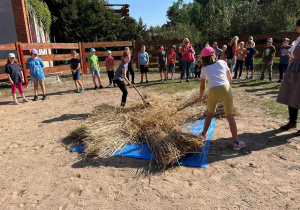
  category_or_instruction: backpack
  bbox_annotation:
[225,43,235,59]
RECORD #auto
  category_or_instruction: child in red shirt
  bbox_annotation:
[105,50,116,87]
[167,45,176,80]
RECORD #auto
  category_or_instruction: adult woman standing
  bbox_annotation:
[277,19,300,136]
[227,36,239,74]
[179,38,195,83]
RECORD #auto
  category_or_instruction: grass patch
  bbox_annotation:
[261,99,288,117]
[136,79,201,94]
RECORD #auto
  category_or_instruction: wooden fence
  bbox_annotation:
[0,32,298,84]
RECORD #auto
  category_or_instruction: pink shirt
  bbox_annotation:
[105,57,115,71]
[180,45,193,62]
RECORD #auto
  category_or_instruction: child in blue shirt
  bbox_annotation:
[278,38,292,83]
[137,45,149,83]
[26,49,46,101]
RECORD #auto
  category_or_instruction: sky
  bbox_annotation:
[109,0,193,28]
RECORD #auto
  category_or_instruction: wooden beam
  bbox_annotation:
[23,54,73,62]
[0,59,8,66]
[84,50,132,58]
[0,74,8,80]
[84,41,133,48]
[43,65,70,74]
[0,43,16,51]
[20,43,79,50]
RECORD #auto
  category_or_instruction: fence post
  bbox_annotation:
[17,43,28,87]
[78,42,85,75]
[81,42,86,74]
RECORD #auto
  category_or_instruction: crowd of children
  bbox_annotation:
[4,36,293,107]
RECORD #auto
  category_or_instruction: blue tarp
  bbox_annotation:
[70,118,217,168]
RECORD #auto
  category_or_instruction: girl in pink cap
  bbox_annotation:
[197,46,246,150]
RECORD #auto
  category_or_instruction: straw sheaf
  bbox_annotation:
[71,89,239,170]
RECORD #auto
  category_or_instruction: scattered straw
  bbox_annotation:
[71,89,239,170]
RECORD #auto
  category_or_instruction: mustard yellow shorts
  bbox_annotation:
[207,85,233,115]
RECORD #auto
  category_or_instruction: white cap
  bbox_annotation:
[107,50,112,54]
[267,38,273,42]
[8,53,15,58]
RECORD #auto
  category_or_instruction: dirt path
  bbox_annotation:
[0,74,299,209]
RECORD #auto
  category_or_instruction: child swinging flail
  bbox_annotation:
[197,46,246,150]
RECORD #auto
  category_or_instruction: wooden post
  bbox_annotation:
[81,42,86,74]
[78,42,84,75]
[18,44,28,87]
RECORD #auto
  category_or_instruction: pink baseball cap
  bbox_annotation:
[200,46,215,58]
[160,46,164,50]
[31,49,38,54]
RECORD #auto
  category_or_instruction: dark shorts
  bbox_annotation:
[72,70,80,80]
[140,65,149,73]
[159,64,167,72]
[245,60,254,70]
[168,63,175,73]
[179,62,182,71]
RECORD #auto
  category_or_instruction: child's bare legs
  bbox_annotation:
[39,81,46,95]
[145,73,148,81]
[251,70,254,78]
[74,80,79,90]
[33,81,39,96]
[141,73,144,82]
[92,76,97,86]
[160,71,163,80]
[97,76,101,86]
[164,71,167,79]
[77,80,84,90]
[246,70,249,78]
[202,112,214,135]
[226,114,238,141]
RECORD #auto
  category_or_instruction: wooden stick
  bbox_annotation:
[133,86,150,106]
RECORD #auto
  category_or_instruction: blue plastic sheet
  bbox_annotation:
[70,118,217,168]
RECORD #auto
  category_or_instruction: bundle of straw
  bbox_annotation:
[71,89,239,170]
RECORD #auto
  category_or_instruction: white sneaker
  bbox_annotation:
[233,141,246,150]
[171,77,174,80]
[107,84,113,88]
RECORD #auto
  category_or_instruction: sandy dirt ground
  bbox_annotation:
[0,73,299,210]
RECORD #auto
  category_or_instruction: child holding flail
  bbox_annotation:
[113,51,134,107]
[5,53,29,105]
[70,50,84,93]
[197,46,246,150]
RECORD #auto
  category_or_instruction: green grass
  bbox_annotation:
[262,99,288,117]
[136,78,201,94]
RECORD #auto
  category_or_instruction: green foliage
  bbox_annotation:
[157,0,300,46]
[25,0,52,33]
[50,0,150,43]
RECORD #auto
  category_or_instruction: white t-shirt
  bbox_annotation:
[288,36,300,57]
[200,60,230,89]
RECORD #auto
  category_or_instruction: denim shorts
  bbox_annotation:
[31,76,44,82]
[168,63,175,73]
[72,70,80,80]
[92,70,100,77]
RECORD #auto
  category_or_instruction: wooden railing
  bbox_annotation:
[1,32,298,84]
